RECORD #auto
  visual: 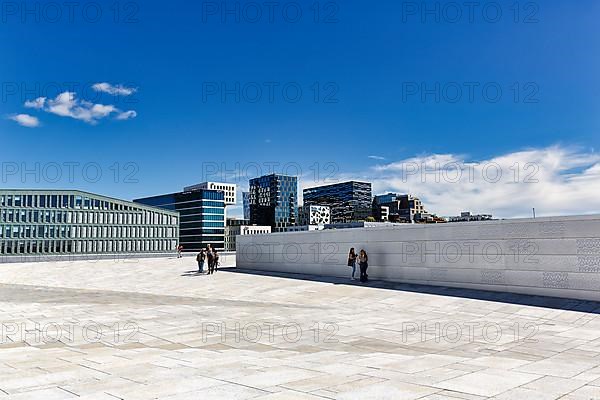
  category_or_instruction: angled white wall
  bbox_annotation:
[236,215,600,301]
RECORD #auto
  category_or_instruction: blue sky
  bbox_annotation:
[1,0,599,217]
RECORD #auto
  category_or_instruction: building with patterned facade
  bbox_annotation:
[297,205,331,226]
[184,182,237,206]
[249,174,297,232]
[303,181,372,223]
[0,190,179,257]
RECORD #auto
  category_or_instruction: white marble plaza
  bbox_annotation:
[1,257,600,399]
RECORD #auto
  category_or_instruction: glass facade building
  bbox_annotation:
[303,181,372,223]
[134,189,225,251]
[0,190,179,256]
[242,191,250,220]
[372,193,427,223]
[249,174,297,232]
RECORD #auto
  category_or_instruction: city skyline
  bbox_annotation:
[2,1,599,219]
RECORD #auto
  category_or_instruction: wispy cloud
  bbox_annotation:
[24,97,46,109]
[24,92,137,125]
[360,146,600,218]
[368,155,386,161]
[116,110,137,120]
[8,114,40,128]
[92,82,137,96]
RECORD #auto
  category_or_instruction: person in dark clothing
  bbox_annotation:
[196,249,206,273]
[213,250,220,273]
[358,249,369,283]
[348,248,357,280]
[206,245,215,274]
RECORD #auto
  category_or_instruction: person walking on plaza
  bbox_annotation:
[206,245,215,274]
[196,249,206,273]
[348,248,357,280]
[177,245,183,258]
[213,250,220,273]
[358,249,369,283]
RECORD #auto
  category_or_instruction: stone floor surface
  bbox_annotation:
[1,257,600,399]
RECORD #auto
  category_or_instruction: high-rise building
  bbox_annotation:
[249,174,297,232]
[303,181,372,223]
[135,189,225,251]
[0,190,179,257]
[372,193,427,223]
[242,191,250,220]
[184,182,237,206]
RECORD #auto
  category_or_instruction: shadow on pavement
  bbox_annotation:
[222,267,600,314]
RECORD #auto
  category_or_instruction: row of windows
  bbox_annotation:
[180,216,226,226]
[0,208,178,226]
[0,193,165,213]
[202,215,225,221]
[179,222,225,233]
[179,236,225,243]
[0,225,178,240]
[0,239,178,255]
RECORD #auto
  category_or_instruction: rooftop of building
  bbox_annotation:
[0,189,179,215]
[303,180,372,191]
[0,256,598,398]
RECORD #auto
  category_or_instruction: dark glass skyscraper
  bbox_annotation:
[249,174,297,232]
[134,189,225,251]
[303,181,372,223]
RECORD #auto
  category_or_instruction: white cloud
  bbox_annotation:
[8,114,40,128]
[358,146,600,218]
[24,92,137,124]
[116,110,137,120]
[24,97,46,109]
[92,82,137,96]
[368,155,386,160]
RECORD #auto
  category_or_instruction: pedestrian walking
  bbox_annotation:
[358,249,369,283]
[206,245,215,274]
[348,248,357,280]
[196,249,206,273]
[213,250,220,273]
[177,245,183,258]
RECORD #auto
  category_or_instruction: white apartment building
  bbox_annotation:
[185,182,237,205]
[225,224,271,252]
[285,225,325,232]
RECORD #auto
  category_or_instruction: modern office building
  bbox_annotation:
[285,225,325,232]
[135,189,225,251]
[380,206,390,222]
[225,218,271,252]
[297,205,331,226]
[242,191,250,220]
[324,221,406,230]
[447,212,494,223]
[303,181,372,223]
[184,182,237,206]
[0,190,179,257]
[373,193,428,223]
[249,174,297,232]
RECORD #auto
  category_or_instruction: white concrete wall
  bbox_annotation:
[236,215,600,301]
